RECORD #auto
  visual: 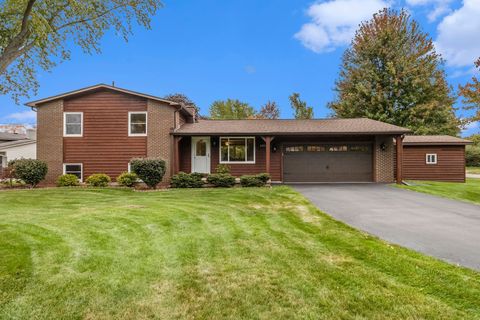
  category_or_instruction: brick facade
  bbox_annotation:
[374,135,395,182]
[36,100,64,184]
[147,100,176,182]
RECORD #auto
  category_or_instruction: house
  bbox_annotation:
[0,130,37,171]
[26,84,470,185]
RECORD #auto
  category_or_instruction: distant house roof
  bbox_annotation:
[173,118,411,135]
[0,139,36,150]
[403,135,472,145]
[0,132,27,141]
[25,84,194,117]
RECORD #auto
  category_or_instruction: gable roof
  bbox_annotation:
[0,139,36,150]
[174,118,411,135]
[25,84,194,117]
[0,132,28,141]
[403,135,472,145]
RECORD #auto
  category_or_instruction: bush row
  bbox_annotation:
[171,171,270,188]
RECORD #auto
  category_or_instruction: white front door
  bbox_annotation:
[191,137,211,174]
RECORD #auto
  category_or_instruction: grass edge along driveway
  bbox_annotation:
[1,186,480,319]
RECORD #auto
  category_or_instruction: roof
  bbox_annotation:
[403,135,472,145]
[25,84,194,117]
[0,132,27,141]
[173,118,411,135]
[0,139,36,150]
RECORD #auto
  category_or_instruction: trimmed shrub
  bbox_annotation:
[86,173,111,187]
[466,146,480,167]
[117,172,138,187]
[130,158,166,189]
[240,173,271,187]
[215,164,231,174]
[207,173,235,188]
[12,159,48,187]
[57,174,80,187]
[171,172,204,188]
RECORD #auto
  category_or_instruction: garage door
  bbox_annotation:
[283,144,373,182]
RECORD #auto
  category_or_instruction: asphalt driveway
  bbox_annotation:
[294,184,480,270]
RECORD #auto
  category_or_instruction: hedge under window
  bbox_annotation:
[63,163,83,181]
[220,137,255,163]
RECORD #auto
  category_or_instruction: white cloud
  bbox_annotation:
[434,0,480,68]
[2,110,37,123]
[406,0,453,21]
[244,65,256,74]
[295,0,390,53]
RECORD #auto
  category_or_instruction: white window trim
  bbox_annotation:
[128,111,148,136]
[63,112,83,137]
[63,163,83,182]
[219,137,256,164]
[426,153,438,165]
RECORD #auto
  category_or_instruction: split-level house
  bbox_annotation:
[26,84,471,185]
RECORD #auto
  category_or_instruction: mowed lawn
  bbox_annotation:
[399,179,480,205]
[1,187,480,319]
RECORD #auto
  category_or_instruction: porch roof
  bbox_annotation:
[173,118,410,136]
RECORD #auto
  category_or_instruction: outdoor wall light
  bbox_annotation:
[380,142,387,151]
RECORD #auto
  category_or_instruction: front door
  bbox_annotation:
[191,137,211,174]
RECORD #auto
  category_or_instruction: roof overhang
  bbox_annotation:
[172,131,408,136]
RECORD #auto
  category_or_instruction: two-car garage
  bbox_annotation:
[283,143,373,183]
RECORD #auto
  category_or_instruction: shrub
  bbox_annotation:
[171,172,204,188]
[117,172,138,187]
[466,145,480,167]
[240,173,271,187]
[57,174,80,187]
[130,158,166,189]
[215,164,231,174]
[207,173,236,188]
[12,159,48,187]
[86,173,111,187]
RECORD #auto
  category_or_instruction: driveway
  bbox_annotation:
[294,184,480,270]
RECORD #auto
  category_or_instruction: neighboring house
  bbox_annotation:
[26,84,470,185]
[0,130,37,170]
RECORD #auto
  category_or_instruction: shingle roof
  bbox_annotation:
[403,135,472,145]
[174,118,411,135]
[0,132,27,141]
[0,139,36,150]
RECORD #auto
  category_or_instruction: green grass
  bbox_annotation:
[1,187,480,319]
[467,167,480,174]
[398,179,480,205]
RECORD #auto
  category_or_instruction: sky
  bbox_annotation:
[0,0,479,136]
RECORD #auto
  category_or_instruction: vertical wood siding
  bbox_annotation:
[398,145,466,182]
[63,90,147,180]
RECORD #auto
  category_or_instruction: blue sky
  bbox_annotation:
[1,0,479,136]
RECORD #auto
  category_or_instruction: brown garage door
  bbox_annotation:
[283,144,373,182]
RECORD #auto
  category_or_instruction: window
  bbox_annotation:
[129,112,147,136]
[220,137,255,163]
[64,112,83,137]
[63,163,83,181]
[349,145,370,152]
[426,153,437,165]
[285,146,304,153]
[307,145,326,152]
[328,145,348,152]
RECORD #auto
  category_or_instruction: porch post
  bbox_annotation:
[265,136,271,174]
[173,136,181,174]
[395,135,403,184]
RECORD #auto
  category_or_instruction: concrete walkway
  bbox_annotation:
[294,184,480,270]
[467,173,480,179]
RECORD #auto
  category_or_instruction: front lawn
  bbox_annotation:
[399,179,480,205]
[467,167,480,174]
[1,187,480,319]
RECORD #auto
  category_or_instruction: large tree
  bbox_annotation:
[459,58,480,130]
[257,101,280,119]
[289,93,313,119]
[209,99,256,120]
[0,0,162,102]
[328,8,459,136]
[163,93,199,118]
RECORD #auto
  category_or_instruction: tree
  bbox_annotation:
[0,0,162,102]
[328,8,459,136]
[209,99,256,119]
[289,93,313,119]
[257,101,280,119]
[459,58,480,130]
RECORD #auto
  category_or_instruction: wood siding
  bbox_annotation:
[63,90,147,180]
[397,145,466,182]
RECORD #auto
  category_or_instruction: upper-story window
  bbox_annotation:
[129,112,147,136]
[64,112,83,137]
